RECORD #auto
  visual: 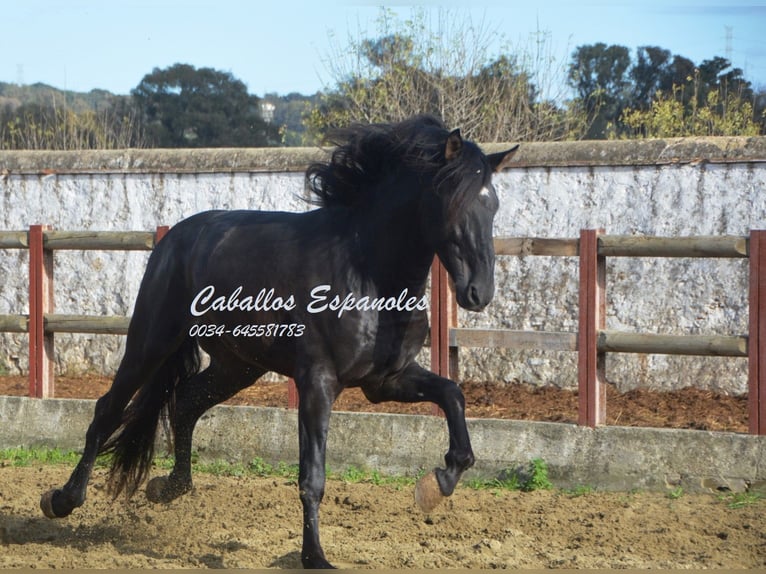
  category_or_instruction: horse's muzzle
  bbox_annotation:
[456,282,493,312]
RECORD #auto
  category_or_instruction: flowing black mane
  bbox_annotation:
[306,115,486,214]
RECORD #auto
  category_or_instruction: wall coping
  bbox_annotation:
[1,136,765,175]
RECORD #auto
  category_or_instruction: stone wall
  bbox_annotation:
[1,138,765,393]
[3,395,764,492]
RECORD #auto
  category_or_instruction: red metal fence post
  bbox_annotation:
[287,378,299,409]
[430,257,446,376]
[28,224,54,398]
[578,228,606,427]
[749,229,766,435]
[155,225,170,244]
[429,257,452,415]
[436,260,451,378]
[447,271,459,380]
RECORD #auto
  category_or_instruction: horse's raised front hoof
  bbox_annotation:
[40,489,71,519]
[145,475,191,503]
[414,470,445,513]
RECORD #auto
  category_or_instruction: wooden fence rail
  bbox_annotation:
[1,226,764,434]
[430,229,766,435]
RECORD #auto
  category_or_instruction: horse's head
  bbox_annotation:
[427,130,518,311]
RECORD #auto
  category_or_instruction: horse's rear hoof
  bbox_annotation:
[145,475,190,503]
[40,489,69,519]
[414,470,445,513]
[145,476,169,503]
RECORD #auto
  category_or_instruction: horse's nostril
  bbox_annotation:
[467,285,482,308]
[461,283,492,311]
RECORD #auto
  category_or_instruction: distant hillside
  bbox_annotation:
[261,92,321,146]
[0,82,131,113]
[0,82,319,146]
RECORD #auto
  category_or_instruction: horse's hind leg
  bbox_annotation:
[40,336,184,518]
[145,356,265,504]
[41,256,193,517]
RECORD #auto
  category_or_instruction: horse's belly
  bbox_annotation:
[194,307,427,384]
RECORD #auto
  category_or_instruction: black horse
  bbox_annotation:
[40,115,517,569]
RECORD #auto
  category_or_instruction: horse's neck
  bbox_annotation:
[354,192,434,294]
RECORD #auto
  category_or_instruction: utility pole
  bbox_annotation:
[725,26,733,63]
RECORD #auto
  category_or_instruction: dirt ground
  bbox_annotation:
[1,375,761,568]
[0,464,764,569]
[0,374,750,432]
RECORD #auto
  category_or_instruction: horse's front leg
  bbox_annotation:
[295,369,341,569]
[362,363,475,511]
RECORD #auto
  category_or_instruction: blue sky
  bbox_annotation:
[2,0,765,96]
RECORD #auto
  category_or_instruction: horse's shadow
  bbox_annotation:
[2,513,180,565]
[1,514,121,547]
[3,513,307,569]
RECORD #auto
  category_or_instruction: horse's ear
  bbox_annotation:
[488,144,520,172]
[445,129,463,162]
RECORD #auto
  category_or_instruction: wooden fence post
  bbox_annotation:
[749,229,766,435]
[28,225,54,398]
[578,228,606,427]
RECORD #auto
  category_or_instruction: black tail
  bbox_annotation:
[102,336,200,499]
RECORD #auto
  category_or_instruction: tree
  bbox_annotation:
[568,43,763,138]
[568,43,631,138]
[629,46,672,109]
[756,89,766,133]
[621,65,761,138]
[307,8,582,143]
[132,64,280,147]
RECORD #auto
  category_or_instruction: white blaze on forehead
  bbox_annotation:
[479,186,491,197]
